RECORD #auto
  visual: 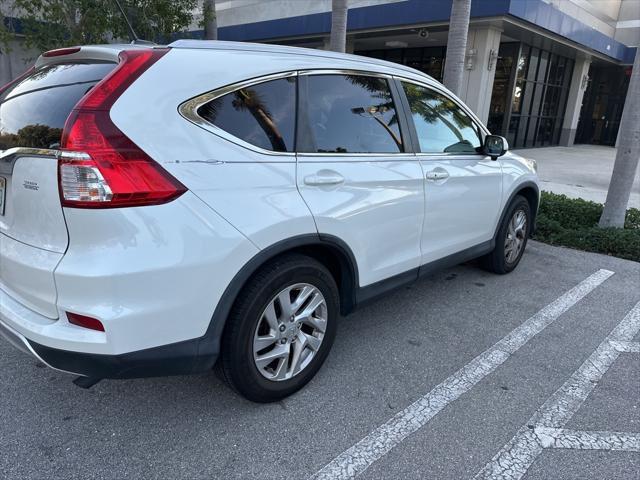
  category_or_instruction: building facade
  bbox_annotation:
[200,0,639,148]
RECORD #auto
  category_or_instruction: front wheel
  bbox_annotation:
[481,195,531,274]
[220,254,339,402]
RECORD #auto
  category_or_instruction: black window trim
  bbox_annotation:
[179,68,490,159]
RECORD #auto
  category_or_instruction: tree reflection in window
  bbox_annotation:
[346,75,402,151]
[402,82,482,154]
[198,77,296,152]
[0,124,63,150]
[0,63,114,150]
[298,74,403,154]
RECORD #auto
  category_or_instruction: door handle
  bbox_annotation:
[304,172,345,186]
[425,170,449,181]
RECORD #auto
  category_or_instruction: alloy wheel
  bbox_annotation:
[252,283,327,381]
[504,209,527,264]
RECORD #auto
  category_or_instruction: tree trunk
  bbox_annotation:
[329,0,348,53]
[443,0,472,97]
[599,50,640,228]
[203,0,217,40]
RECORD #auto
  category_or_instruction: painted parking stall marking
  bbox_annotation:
[310,269,615,480]
[610,340,640,353]
[534,428,640,452]
[474,300,640,480]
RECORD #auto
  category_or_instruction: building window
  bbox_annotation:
[488,43,574,148]
[575,65,631,146]
[510,46,574,148]
[487,43,519,138]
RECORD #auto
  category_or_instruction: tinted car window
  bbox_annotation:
[298,74,403,153]
[197,77,296,152]
[0,62,116,150]
[402,82,482,154]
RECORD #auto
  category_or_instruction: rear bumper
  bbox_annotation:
[27,336,216,379]
[0,191,259,381]
[0,312,219,379]
[0,282,220,380]
[0,319,64,372]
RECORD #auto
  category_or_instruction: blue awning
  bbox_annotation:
[215,0,635,64]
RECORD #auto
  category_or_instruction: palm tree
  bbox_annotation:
[345,75,402,149]
[329,0,348,53]
[232,87,287,151]
[443,0,472,97]
[599,50,640,228]
[203,0,217,40]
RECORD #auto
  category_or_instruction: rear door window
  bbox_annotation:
[197,77,296,152]
[297,74,404,153]
[0,62,116,150]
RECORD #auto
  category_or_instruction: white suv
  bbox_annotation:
[0,41,538,402]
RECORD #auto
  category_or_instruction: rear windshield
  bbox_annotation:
[0,62,116,150]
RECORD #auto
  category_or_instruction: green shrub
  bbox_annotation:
[533,192,640,262]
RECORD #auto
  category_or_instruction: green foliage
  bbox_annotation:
[533,191,640,262]
[0,124,62,149]
[1,0,198,54]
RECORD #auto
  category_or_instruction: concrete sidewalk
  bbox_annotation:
[515,145,640,209]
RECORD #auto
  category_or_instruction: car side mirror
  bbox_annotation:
[484,135,508,160]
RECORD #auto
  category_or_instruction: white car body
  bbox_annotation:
[0,41,538,385]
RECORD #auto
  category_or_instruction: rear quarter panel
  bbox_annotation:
[108,49,406,251]
[55,192,258,354]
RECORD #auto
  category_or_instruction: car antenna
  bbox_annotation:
[113,0,156,45]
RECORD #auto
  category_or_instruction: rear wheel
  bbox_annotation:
[220,254,339,402]
[481,195,531,274]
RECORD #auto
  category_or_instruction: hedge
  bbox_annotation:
[532,192,640,262]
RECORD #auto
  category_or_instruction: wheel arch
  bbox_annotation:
[193,234,359,370]
[495,181,540,240]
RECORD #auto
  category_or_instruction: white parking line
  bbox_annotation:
[473,300,640,480]
[535,427,640,452]
[310,269,615,480]
[610,340,640,353]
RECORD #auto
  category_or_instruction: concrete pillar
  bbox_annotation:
[560,54,591,146]
[459,26,502,125]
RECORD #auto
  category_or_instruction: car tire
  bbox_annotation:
[481,195,531,274]
[220,253,339,402]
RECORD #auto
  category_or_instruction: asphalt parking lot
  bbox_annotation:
[1,240,638,480]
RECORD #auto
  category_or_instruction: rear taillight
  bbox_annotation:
[59,48,187,209]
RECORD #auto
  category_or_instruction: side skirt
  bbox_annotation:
[354,240,494,310]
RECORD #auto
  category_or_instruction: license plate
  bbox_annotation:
[0,176,5,216]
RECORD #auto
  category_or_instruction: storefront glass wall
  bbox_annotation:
[575,65,630,146]
[488,43,574,148]
[509,45,574,148]
[358,42,574,148]
[487,43,519,137]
